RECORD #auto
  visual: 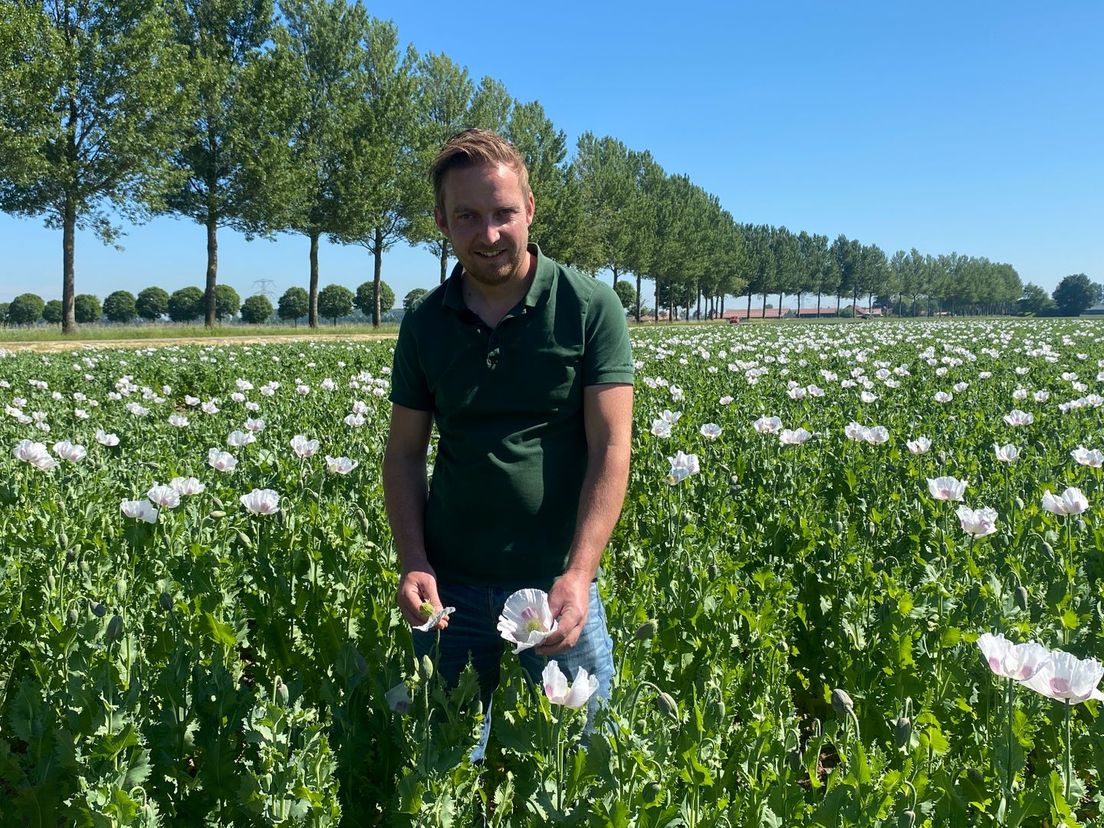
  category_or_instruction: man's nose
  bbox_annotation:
[476,216,499,244]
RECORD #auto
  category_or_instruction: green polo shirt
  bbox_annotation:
[389,245,634,590]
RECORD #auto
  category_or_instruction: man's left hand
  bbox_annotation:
[537,569,591,655]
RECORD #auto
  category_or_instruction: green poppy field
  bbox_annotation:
[2,318,1103,827]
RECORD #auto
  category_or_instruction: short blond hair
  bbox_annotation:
[430,129,530,211]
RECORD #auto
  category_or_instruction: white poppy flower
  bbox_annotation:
[385,682,411,715]
[227,430,255,448]
[497,589,557,653]
[1070,447,1103,468]
[778,428,812,445]
[1041,487,1089,516]
[994,443,1019,462]
[207,448,237,473]
[754,416,782,434]
[542,660,599,709]
[325,455,358,475]
[1020,649,1104,704]
[291,435,320,459]
[344,413,365,429]
[977,633,1050,681]
[907,436,931,455]
[1004,409,1033,427]
[52,440,86,463]
[666,450,700,485]
[170,476,205,496]
[168,413,189,428]
[927,476,967,502]
[699,423,722,440]
[147,483,181,509]
[240,488,280,515]
[956,505,998,538]
[864,426,889,445]
[650,419,672,438]
[412,605,455,632]
[13,439,57,470]
[120,499,158,523]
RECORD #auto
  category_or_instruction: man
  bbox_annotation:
[382,129,633,747]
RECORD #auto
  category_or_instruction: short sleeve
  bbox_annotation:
[581,282,634,386]
[389,311,433,410]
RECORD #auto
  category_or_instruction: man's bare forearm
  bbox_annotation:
[566,442,631,580]
[382,451,430,571]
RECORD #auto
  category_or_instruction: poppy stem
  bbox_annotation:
[1064,698,1072,804]
[1005,677,1014,797]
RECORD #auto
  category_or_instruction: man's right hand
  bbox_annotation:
[398,564,448,630]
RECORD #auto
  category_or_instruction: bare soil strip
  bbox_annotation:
[4,333,397,353]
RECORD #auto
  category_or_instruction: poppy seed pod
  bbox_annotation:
[1014,586,1029,611]
[635,619,658,640]
[420,655,434,681]
[106,614,123,643]
[831,688,854,718]
[656,691,679,720]
[90,600,107,618]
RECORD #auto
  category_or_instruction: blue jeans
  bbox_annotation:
[412,581,614,760]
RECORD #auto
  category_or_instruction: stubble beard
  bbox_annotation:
[462,246,524,288]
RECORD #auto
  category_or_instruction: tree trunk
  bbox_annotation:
[634,273,642,323]
[205,211,218,327]
[836,292,842,316]
[720,294,725,316]
[654,280,659,323]
[373,228,384,328]
[797,292,802,316]
[439,239,449,284]
[746,292,752,321]
[695,284,701,320]
[308,230,320,328]
[62,194,76,334]
[611,266,618,290]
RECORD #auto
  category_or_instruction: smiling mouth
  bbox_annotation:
[475,250,505,259]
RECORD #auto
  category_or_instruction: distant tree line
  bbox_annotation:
[0,281,420,327]
[1,0,1092,333]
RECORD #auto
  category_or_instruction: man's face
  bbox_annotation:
[434,162,534,288]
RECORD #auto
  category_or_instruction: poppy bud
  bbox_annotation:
[420,655,434,681]
[159,592,173,612]
[209,510,226,519]
[967,767,984,784]
[831,688,854,718]
[65,550,76,564]
[635,619,658,640]
[106,614,123,643]
[937,451,948,464]
[46,574,56,592]
[834,520,845,534]
[79,561,90,576]
[643,781,662,804]
[707,564,720,580]
[1014,496,1024,510]
[115,579,126,601]
[275,677,289,705]
[894,716,912,748]
[237,531,252,548]
[67,608,79,627]
[90,600,107,618]
[1041,542,1054,558]
[1013,586,1028,611]
[656,691,679,720]
[898,809,916,828]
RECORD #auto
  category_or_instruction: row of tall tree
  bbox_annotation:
[0,280,415,327]
[1,0,1029,334]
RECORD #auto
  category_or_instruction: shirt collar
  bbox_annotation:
[442,243,553,313]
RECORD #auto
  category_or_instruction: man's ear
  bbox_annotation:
[434,207,449,236]
[525,191,535,227]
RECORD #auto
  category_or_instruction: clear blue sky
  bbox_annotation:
[2,0,1101,304]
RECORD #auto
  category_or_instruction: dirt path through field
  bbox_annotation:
[3,333,397,353]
